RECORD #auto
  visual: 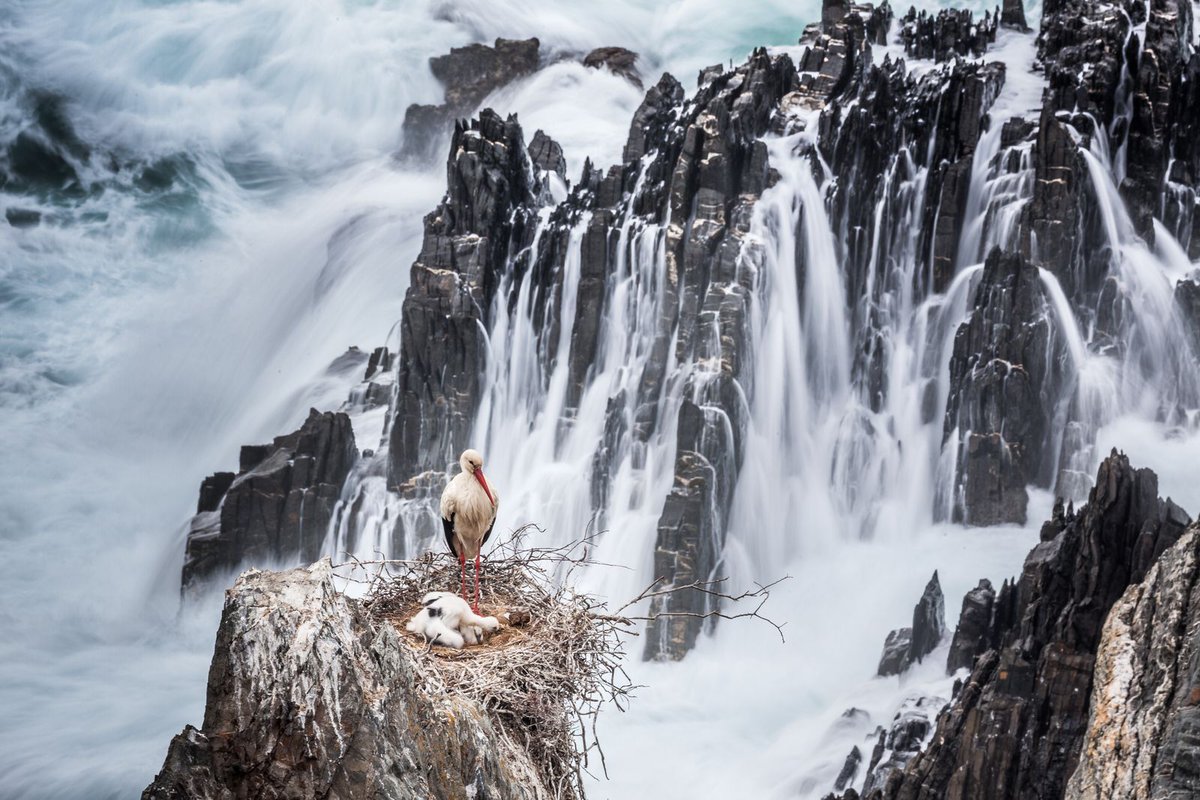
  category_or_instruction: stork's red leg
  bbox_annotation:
[473,553,481,613]
[459,552,467,602]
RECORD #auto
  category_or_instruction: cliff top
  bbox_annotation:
[356,527,637,798]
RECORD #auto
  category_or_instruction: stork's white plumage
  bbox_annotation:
[439,448,498,611]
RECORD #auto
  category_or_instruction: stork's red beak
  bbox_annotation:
[474,469,495,506]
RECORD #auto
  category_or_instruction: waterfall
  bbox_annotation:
[4,0,1200,798]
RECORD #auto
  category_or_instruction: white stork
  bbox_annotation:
[439,448,498,611]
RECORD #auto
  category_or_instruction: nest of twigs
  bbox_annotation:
[352,526,634,800]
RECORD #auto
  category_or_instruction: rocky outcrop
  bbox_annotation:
[946,579,996,673]
[862,696,945,794]
[1177,278,1200,354]
[182,409,357,590]
[145,561,544,800]
[582,47,641,87]
[1065,522,1200,796]
[642,47,798,659]
[1064,523,1200,800]
[1118,0,1196,242]
[400,38,540,161]
[388,110,538,488]
[861,452,1192,800]
[899,8,997,63]
[944,249,1056,526]
[877,572,946,676]
[877,628,915,677]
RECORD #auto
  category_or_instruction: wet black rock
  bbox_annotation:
[909,571,945,665]
[878,628,914,676]
[899,8,997,62]
[836,745,864,792]
[876,572,945,676]
[528,129,566,175]
[944,248,1056,526]
[862,697,942,794]
[1000,0,1029,30]
[399,38,540,161]
[583,46,641,87]
[1176,278,1200,354]
[182,409,357,590]
[388,110,538,488]
[946,578,995,673]
[865,451,1192,800]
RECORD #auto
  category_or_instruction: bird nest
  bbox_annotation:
[351,526,635,800]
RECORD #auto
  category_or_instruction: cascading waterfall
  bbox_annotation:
[3,0,1200,798]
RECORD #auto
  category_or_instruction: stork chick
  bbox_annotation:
[406,591,501,649]
[440,448,498,612]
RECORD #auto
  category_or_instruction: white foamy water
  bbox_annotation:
[1,1,1197,799]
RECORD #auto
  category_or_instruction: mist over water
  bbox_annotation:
[1,1,1198,798]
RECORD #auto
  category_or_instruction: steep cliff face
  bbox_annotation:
[1065,523,1200,800]
[183,409,357,590]
[146,561,545,800]
[943,249,1057,526]
[387,110,538,490]
[862,452,1192,800]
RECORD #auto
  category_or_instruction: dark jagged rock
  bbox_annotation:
[145,561,543,800]
[910,571,946,665]
[946,579,995,673]
[877,572,946,676]
[640,47,799,660]
[862,696,942,794]
[1177,278,1200,354]
[388,110,537,488]
[621,73,684,166]
[182,410,357,590]
[944,248,1056,525]
[196,473,235,515]
[399,38,540,161]
[1065,522,1200,799]
[528,129,566,175]
[868,451,1192,800]
[878,628,914,676]
[836,746,864,792]
[816,39,1003,416]
[1117,0,1195,242]
[1000,0,1029,30]
[583,46,641,87]
[899,8,997,62]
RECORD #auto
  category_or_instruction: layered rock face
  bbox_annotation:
[182,409,357,590]
[387,110,537,488]
[860,452,1192,800]
[1065,523,1200,800]
[146,561,544,799]
[943,249,1056,526]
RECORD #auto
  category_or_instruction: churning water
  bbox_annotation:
[0,0,1197,798]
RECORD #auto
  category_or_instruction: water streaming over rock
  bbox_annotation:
[3,0,1200,797]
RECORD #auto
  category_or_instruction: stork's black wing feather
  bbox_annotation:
[442,515,459,558]
[481,516,496,547]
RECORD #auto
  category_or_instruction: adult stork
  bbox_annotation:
[439,448,498,611]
